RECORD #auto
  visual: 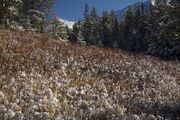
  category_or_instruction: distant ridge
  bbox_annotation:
[116,0,151,20]
[59,18,75,29]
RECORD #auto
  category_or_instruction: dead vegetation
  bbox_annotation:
[0,29,180,120]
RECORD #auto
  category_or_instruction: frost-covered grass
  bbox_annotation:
[0,29,180,120]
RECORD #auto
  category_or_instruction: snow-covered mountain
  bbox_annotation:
[116,0,151,20]
[116,0,171,20]
[151,0,171,5]
[58,18,75,29]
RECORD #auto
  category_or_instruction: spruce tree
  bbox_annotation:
[134,3,147,51]
[70,22,80,43]
[0,0,23,28]
[50,16,67,40]
[21,0,56,32]
[82,4,96,45]
[167,0,180,40]
[110,11,119,48]
[84,4,89,18]
[123,6,135,50]
[101,11,112,47]
[90,7,101,45]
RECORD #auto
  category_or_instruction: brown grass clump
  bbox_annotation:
[0,29,179,120]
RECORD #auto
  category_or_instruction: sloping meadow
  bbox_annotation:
[0,30,180,120]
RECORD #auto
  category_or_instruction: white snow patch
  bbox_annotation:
[151,0,156,5]
[58,18,75,29]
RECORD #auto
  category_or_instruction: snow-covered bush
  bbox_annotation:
[48,16,68,40]
[0,29,179,119]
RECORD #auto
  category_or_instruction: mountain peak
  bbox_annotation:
[58,18,75,29]
[116,0,151,20]
[55,16,75,29]
[150,0,171,6]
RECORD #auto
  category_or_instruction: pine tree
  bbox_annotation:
[112,16,120,48]
[50,16,67,40]
[21,0,56,16]
[90,7,101,45]
[69,22,80,43]
[167,0,180,40]
[82,4,96,45]
[134,3,148,51]
[110,11,119,48]
[0,0,23,28]
[144,3,159,43]
[21,0,56,32]
[84,4,89,18]
[117,21,124,48]
[101,11,112,47]
[90,7,98,19]
[123,6,135,50]
[0,0,56,31]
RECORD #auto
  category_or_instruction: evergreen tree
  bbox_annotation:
[101,11,112,46]
[110,11,119,48]
[90,7,101,45]
[123,6,135,50]
[134,3,148,51]
[84,4,89,18]
[21,0,56,32]
[112,15,120,48]
[82,16,92,44]
[82,4,98,45]
[165,0,180,40]
[90,7,98,19]
[69,22,80,43]
[50,16,67,40]
[117,22,124,48]
[0,0,23,28]
[0,0,56,31]
[144,3,159,43]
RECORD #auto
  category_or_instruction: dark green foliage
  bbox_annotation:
[50,16,68,39]
[68,22,80,43]
[0,0,56,32]
[133,3,148,51]
[0,0,23,28]
[82,5,101,45]
[84,4,89,18]
[21,0,56,32]
[101,11,112,46]
[122,7,136,50]
[72,2,180,58]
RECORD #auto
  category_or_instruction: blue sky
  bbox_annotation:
[54,0,147,21]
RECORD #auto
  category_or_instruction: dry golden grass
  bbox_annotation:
[0,29,179,120]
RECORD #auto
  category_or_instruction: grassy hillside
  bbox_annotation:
[0,29,179,120]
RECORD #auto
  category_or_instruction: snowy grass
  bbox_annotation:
[0,29,180,120]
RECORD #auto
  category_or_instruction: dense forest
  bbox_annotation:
[0,0,67,39]
[0,0,179,59]
[69,0,180,59]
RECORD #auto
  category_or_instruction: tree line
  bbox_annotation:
[68,0,180,58]
[0,0,179,58]
[0,0,71,40]
[0,0,57,31]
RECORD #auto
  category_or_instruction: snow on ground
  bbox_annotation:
[0,30,179,120]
